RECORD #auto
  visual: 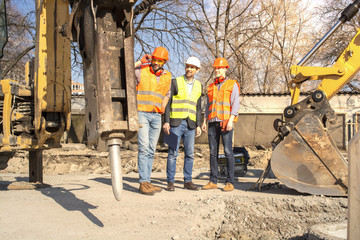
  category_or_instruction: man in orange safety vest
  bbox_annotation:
[135,47,172,195]
[201,57,240,192]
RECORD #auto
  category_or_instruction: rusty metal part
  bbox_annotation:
[70,1,137,200]
[124,29,138,133]
[249,158,271,192]
[72,1,137,145]
[29,150,43,183]
[271,91,348,196]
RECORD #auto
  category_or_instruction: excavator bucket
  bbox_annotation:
[271,91,348,196]
[269,0,360,196]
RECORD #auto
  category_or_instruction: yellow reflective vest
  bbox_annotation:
[170,76,202,122]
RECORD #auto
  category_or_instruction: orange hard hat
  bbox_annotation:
[212,57,229,68]
[152,47,169,61]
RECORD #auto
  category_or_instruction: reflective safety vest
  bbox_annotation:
[136,65,171,113]
[170,76,202,122]
[207,79,240,122]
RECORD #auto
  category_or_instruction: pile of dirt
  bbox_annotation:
[177,194,347,240]
[218,195,347,239]
[1,143,271,175]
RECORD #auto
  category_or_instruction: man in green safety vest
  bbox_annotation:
[163,57,203,191]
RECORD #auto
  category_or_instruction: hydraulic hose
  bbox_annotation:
[107,139,123,201]
[298,0,360,66]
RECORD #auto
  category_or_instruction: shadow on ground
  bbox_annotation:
[0,176,104,227]
[38,182,104,227]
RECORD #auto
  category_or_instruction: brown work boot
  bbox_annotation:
[184,181,199,190]
[201,181,217,190]
[139,182,155,195]
[148,182,162,193]
[166,182,175,191]
[223,182,234,192]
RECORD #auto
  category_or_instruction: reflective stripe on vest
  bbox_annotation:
[136,65,171,113]
[170,76,202,121]
[207,79,239,122]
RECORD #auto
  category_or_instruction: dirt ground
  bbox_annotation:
[0,144,348,240]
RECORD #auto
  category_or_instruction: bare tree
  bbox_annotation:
[0,0,35,80]
[133,0,200,75]
[132,0,322,94]
[3,0,345,95]
[250,0,313,93]
[163,0,273,90]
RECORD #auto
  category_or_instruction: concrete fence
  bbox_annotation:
[66,112,354,150]
[66,93,360,150]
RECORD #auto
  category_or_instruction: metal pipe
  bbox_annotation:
[298,0,360,66]
[108,139,123,201]
[297,21,342,66]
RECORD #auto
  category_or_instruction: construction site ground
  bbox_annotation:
[0,143,348,240]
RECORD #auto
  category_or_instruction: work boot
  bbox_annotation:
[184,181,199,190]
[201,181,217,190]
[139,182,155,195]
[166,182,175,191]
[223,182,234,192]
[148,182,162,193]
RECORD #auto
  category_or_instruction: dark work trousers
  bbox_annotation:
[208,122,235,184]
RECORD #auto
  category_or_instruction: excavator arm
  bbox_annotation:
[270,0,360,196]
[288,29,360,104]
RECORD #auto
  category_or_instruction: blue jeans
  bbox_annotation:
[166,120,195,183]
[137,111,162,183]
[208,122,235,184]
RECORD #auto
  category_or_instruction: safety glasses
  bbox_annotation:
[151,58,165,64]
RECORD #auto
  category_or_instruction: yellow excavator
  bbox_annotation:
[271,0,360,196]
[0,0,141,200]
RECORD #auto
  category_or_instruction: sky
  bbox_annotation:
[13,0,33,14]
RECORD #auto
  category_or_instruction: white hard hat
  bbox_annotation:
[185,56,201,68]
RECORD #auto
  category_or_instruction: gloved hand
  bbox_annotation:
[141,54,151,64]
[220,120,229,132]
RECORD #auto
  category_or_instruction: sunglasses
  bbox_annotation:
[151,58,165,64]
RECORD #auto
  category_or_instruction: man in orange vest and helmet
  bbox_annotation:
[201,57,240,192]
[135,47,172,195]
